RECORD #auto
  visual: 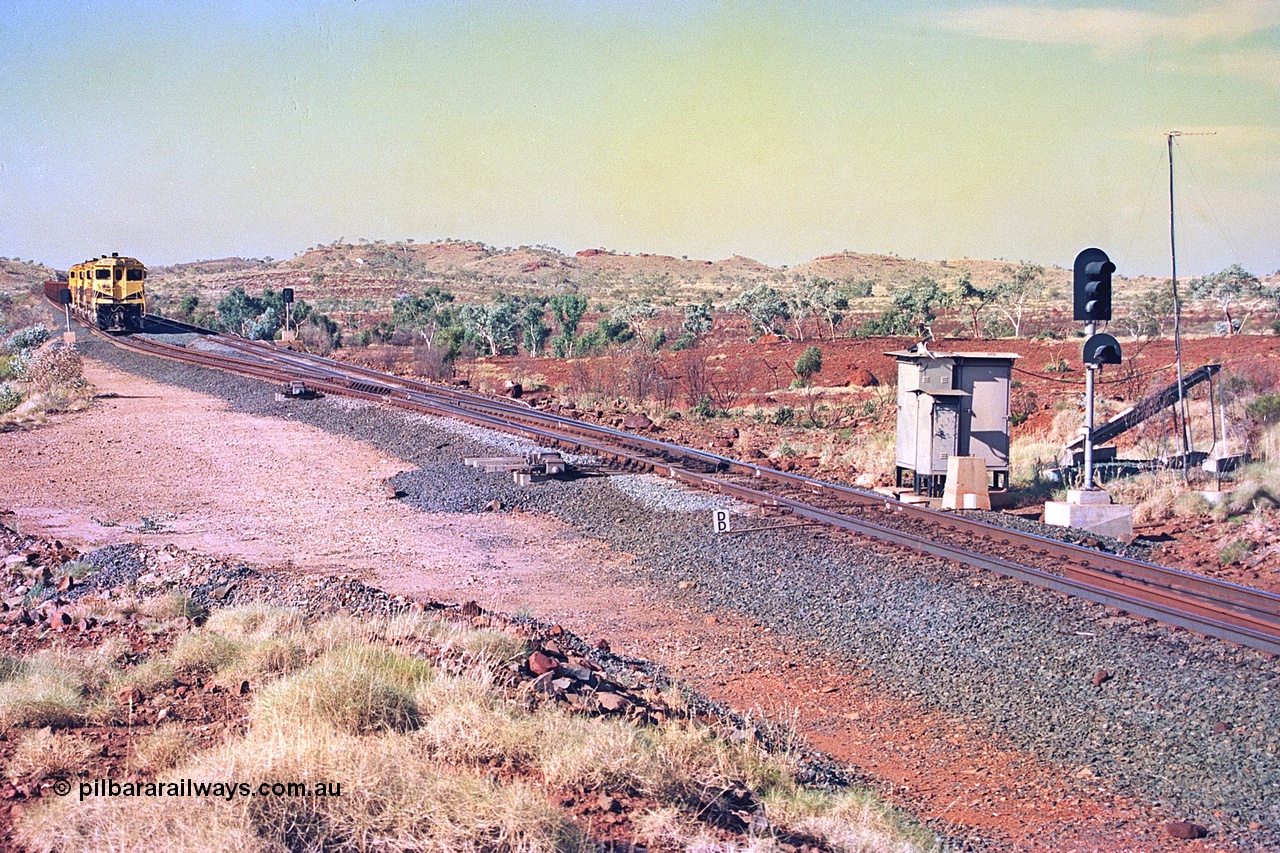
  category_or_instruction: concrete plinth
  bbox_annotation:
[1044,488,1133,543]
[942,456,991,510]
[62,331,76,344]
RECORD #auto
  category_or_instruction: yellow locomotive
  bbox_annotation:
[66,253,146,331]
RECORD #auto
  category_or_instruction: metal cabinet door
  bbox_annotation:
[962,364,1010,467]
[930,400,960,474]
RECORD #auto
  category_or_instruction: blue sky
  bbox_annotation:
[1,0,1276,277]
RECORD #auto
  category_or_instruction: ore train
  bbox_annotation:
[46,253,147,332]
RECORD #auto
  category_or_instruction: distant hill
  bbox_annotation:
[0,258,59,292]
[140,240,1102,319]
[15,240,1244,332]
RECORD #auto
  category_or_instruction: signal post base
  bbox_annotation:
[1045,489,1134,544]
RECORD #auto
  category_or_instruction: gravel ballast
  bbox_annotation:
[77,335,1280,845]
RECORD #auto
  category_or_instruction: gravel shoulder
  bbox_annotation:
[2,334,1277,852]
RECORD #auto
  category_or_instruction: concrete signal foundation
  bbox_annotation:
[942,456,991,510]
[1044,489,1134,543]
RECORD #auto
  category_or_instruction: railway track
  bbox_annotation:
[66,308,1280,657]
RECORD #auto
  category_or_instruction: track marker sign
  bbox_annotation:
[712,509,731,534]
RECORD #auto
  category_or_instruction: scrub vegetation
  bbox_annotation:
[10,599,933,853]
[0,267,92,425]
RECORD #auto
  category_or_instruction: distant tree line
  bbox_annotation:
[163,258,1278,367]
[170,287,342,354]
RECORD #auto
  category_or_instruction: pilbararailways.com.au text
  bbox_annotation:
[76,778,343,801]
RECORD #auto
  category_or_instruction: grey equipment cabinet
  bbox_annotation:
[888,349,1019,497]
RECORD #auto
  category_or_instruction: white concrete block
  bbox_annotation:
[1045,491,1134,542]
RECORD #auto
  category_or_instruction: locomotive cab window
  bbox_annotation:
[96,269,111,279]
[114,268,122,281]
[126,269,144,281]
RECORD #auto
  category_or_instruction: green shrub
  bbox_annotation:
[669,332,696,351]
[1246,393,1280,424]
[984,318,1016,338]
[853,308,911,337]
[5,325,49,354]
[848,279,874,298]
[1219,539,1255,566]
[22,343,85,392]
[795,346,823,383]
[0,382,22,414]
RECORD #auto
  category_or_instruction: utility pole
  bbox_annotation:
[1166,129,1214,475]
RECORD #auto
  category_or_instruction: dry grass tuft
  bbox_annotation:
[253,645,430,734]
[18,727,583,853]
[831,431,896,478]
[1105,473,1188,526]
[1257,422,1280,463]
[236,635,306,679]
[0,646,121,729]
[535,710,797,807]
[0,653,25,681]
[204,603,305,640]
[130,727,196,774]
[633,806,724,851]
[139,590,207,622]
[413,675,541,766]
[763,786,930,853]
[1171,491,1214,518]
[302,612,373,656]
[169,632,242,676]
[6,730,98,780]
[0,672,84,729]
[442,625,529,676]
[1009,432,1064,492]
[109,657,178,696]
[371,610,452,645]
[1215,471,1280,520]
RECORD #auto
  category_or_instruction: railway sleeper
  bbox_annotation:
[346,380,392,396]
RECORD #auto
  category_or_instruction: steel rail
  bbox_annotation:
[355,389,1280,653]
[61,305,1280,655]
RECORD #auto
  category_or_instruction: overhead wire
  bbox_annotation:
[1119,144,1170,274]
[1012,358,1188,386]
[1173,137,1240,267]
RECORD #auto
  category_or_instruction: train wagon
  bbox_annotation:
[65,253,146,331]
